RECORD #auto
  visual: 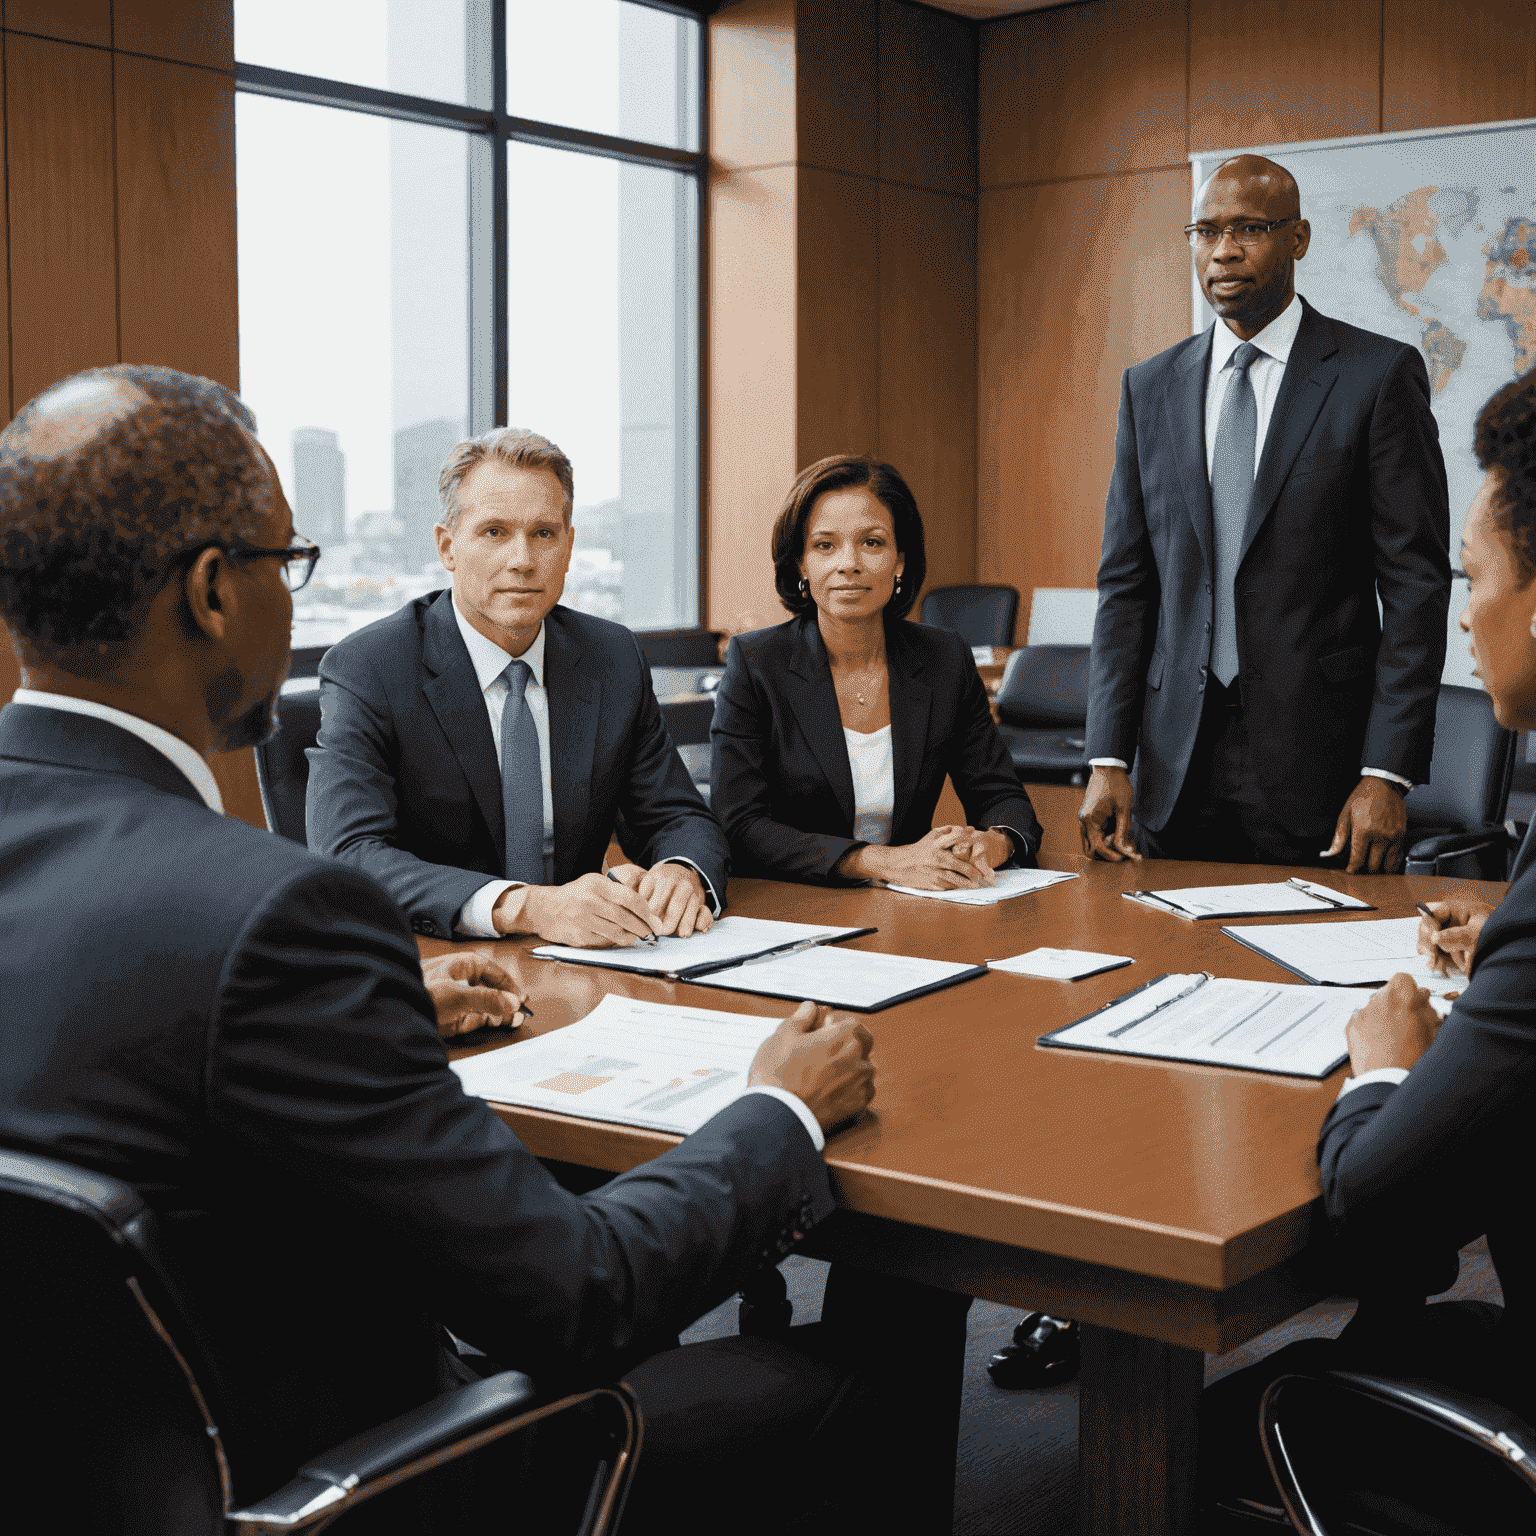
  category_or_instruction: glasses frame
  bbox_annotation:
[173,535,323,593]
[1183,217,1297,248]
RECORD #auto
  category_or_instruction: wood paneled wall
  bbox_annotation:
[977,0,1536,627]
[0,1,263,824]
[708,0,979,637]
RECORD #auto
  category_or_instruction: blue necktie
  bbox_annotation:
[500,659,544,885]
[1209,341,1262,688]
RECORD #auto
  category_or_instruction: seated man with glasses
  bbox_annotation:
[1078,152,1451,872]
[306,427,729,948]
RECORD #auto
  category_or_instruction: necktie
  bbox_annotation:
[500,659,544,885]
[1209,341,1262,688]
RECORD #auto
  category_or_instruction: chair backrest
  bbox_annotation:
[920,585,1020,648]
[255,683,323,844]
[0,1148,231,1535]
[993,645,1091,729]
[1404,684,1517,833]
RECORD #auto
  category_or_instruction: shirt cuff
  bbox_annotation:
[987,823,1033,866]
[1089,758,1129,770]
[1361,767,1414,792]
[457,880,517,938]
[1337,1065,1410,1100]
[737,1085,824,1152]
[656,856,723,917]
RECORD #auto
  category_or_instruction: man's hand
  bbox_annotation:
[838,826,990,889]
[421,952,527,1037]
[1416,898,1494,977]
[948,828,1014,883]
[607,860,715,937]
[1324,777,1407,873]
[1078,766,1139,862]
[748,1001,876,1135]
[1345,972,1441,1076]
[497,872,665,949]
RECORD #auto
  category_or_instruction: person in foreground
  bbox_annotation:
[307,427,727,948]
[711,454,1043,886]
[1197,369,1536,1520]
[1079,153,1450,872]
[0,366,951,1536]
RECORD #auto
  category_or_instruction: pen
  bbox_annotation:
[1107,972,1213,1038]
[1416,901,1448,930]
[1287,877,1349,910]
[606,868,660,945]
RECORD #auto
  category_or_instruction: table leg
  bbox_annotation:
[1078,1323,1205,1536]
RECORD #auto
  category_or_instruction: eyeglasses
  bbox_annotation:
[173,535,322,592]
[1183,217,1296,248]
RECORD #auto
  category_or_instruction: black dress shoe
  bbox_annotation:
[986,1314,1080,1388]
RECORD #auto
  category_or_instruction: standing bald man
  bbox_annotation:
[1079,155,1451,871]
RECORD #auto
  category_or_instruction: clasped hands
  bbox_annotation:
[836,824,1012,890]
[494,860,714,949]
[421,951,528,1039]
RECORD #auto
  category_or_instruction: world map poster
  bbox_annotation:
[1192,120,1536,685]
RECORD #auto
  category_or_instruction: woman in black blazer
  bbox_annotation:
[711,454,1043,886]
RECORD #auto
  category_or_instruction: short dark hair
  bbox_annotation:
[1475,369,1536,580]
[770,455,926,621]
[0,365,270,673]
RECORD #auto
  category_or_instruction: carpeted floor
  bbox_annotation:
[680,1240,1505,1535]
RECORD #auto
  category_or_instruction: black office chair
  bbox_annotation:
[1258,1369,1536,1533]
[0,1146,641,1535]
[992,644,1091,785]
[920,584,1020,649]
[254,682,323,844]
[1403,684,1519,879]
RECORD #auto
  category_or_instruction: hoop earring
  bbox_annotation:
[798,578,809,597]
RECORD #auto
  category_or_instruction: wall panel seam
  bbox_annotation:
[981,162,1190,195]
[2,32,10,422]
[109,36,122,364]
[801,159,977,200]
[0,29,235,76]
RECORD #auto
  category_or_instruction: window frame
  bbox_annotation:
[234,0,711,640]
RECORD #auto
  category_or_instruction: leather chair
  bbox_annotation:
[1404,684,1519,879]
[254,681,323,844]
[992,645,1091,785]
[920,585,1020,649]
[1258,1369,1536,1533]
[0,1146,641,1535]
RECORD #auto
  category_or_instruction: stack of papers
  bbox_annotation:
[1222,915,1466,996]
[885,867,1079,906]
[692,944,985,1011]
[532,915,871,979]
[1124,880,1372,919]
[987,948,1133,981]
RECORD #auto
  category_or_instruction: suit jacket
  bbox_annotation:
[1316,862,1536,1411]
[0,703,829,1502]
[710,613,1043,883]
[1085,298,1451,839]
[307,592,730,937]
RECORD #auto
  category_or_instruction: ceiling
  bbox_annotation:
[918,1,1070,18]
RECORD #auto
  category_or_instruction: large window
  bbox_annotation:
[234,1,704,649]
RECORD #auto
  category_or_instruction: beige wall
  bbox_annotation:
[976,0,1536,628]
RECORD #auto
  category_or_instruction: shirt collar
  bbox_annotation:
[451,594,546,691]
[1211,293,1302,373]
[10,689,224,812]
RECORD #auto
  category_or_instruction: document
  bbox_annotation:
[532,915,873,979]
[1221,915,1466,996]
[987,948,1134,981]
[690,943,986,1011]
[1123,879,1373,920]
[885,867,1079,906]
[1040,972,1370,1078]
[450,994,778,1135]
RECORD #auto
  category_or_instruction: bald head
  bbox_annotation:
[1195,154,1300,223]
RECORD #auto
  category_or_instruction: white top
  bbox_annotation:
[1203,293,1302,482]
[844,724,895,847]
[11,689,224,812]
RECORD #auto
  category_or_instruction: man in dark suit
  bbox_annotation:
[307,427,728,947]
[0,366,891,1534]
[1080,154,1451,872]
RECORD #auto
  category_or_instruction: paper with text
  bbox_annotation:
[1125,880,1372,919]
[532,915,867,975]
[885,867,1079,906]
[692,944,983,1010]
[987,948,1134,980]
[1222,915,1466,996]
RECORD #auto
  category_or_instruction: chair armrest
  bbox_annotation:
[1406,827,1509,862]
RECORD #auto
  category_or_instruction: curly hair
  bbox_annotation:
[437,426,574,529]
[1475,370,1536,579]
[0,365,270,674]
[769,455,927,621]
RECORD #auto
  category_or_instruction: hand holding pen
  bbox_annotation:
[1415,898,1494,978]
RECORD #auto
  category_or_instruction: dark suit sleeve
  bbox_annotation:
[612,630,730,905]
[1361,345,1452,782]
[1084,370,1162,766]
[710,636,864,884]
[210,862,832,1385]
[306,646,490,937]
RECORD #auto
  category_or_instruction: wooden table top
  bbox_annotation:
[431,852,1503,1299]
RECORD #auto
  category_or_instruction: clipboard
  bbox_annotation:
[1122,879,1375,920]
[689,947,989,1012]
[532,923,877,982]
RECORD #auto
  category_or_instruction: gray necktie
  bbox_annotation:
[1209,341,1262,688]
[500,659,544,885]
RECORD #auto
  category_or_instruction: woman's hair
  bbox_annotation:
[769,455,926,620]
[1475,370,1536,579]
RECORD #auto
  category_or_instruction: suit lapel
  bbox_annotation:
[421,591,505,853]
[885,624,932,832]
[786,617,856,824]
[1165,328,1216,578]
[1241,300,1341,565]
[543,610,598,883]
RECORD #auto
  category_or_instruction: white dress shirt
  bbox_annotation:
[11,689,224,812]
[1337,1065,1410,1100]
[1092,297,1411,792]
[844,725,895,847]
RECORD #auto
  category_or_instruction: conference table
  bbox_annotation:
[426,846,1503,1536]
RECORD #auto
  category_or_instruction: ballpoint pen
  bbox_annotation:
[606,868,660,945]
[1416,901,1449,930]
[1107,972,1213,1038]
[1287,877,1350,909]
